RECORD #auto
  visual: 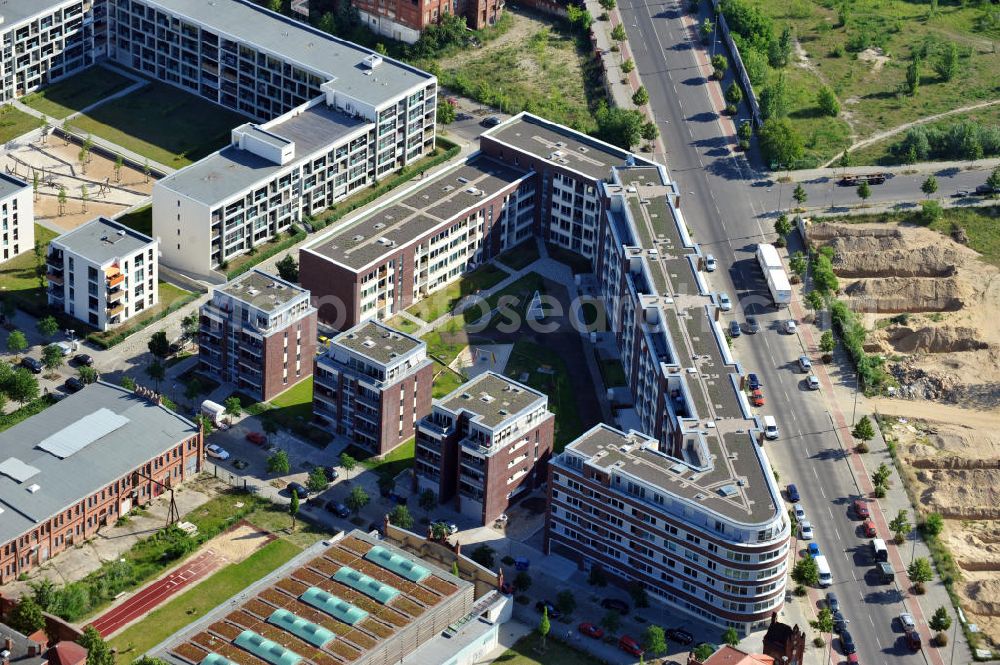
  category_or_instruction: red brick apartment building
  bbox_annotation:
[354,0,504,44]
[414,372,553,525]
[199,269,317,401]
[0,382,203,584]
[313,320,433,455]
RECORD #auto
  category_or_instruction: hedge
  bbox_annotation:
[829,298,889,390]
[226,229,307,280]
[86,292,199,349]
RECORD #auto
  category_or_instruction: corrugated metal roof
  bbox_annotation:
[233,631,301,665]
[266,609,334,647]
[333,566,399,604]
[36,408,130,459]
[298,587,368,626]
[364,545,430,583]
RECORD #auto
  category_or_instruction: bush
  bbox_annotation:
[830,299,889,390]
[936,632,948,646]
[813,636,825,648]
[501,555,515,566]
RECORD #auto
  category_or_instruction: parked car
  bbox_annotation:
[64,376,85,393]
[784,319,797,334]
[807,375,821,390]
[535,600,561,619]
[745,316,760,334]
[323,466,340,481]
[794,504,806,520]
[899,613,916,632]
[578,622,604,639]
[286,482,310,499]
[854,499,870,519]
[617,636,644,657]
[433,519,458,535]
[482,115,503,127]
[729,320,742,338]
[787,484,800,502]
[206,444,230,460]
[245,431,266,445]
[717,293,732,311]
[600,598,630,615]
[388,492,408,506]
[862,519,877,537]
[847,654,859,665]
[798,355,813,373]
[799,520,814,540]
[367,520,384,535]
[840,631,856,655]
[20,357,42,373]
[747,373,761,390]
[55,341,74,356]
[952,190,970,198]
[826,592,840,612]
[750,388,765,406]
[808,542,821,558]
[73,353,94,366]
[904,629,922,650]
[665,628,694,645]
[833,610,848,633]
[704,254,717,272]
[327,500,350,518]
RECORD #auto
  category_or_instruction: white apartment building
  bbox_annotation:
[0,0,105,103]
[46,216,158,330]
[0,173,32,263]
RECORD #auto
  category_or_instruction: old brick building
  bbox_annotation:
[414,372,553,526]
[0,382,203,584]
[354,0,504,44]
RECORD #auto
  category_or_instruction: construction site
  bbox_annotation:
[804,220,1000,647]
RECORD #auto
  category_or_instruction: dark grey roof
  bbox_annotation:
[0,622,45,665]
[0,1,65,27]
[157,102,366,206]
[0,382,198,546]
[51,217,155,265]
[482,112,655,181]
[0,172,28,200]
[331,320,424,366]
[218,269,309,313]
[438,372,546,430]
[146,0,432,106]
[306,154,528,270]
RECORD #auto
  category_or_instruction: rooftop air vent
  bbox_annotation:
[27,484,40,493]
[352,235,364,242]
[718,485,738,498]
[374,222,386,230]
[555,141,566,148]
[479,393,495,403]
[460,392,472,399]
[457,177,469,184]
[362,339,376,348]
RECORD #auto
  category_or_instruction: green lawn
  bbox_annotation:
[462,272,546,325]
[21,66,135,119]
[0,224,58,311]
[253,377,333,448]
[407,263,509,323]
[344,436,416,482]
[494,634,606,665]
[598,357,627,388]
[385,314,421,333]
[504,341,583,451]
[117,205,152,235]
[498,240,541,271]
[0,105,42,144]
[545,243,593,274]
[66,82,249,167]
[87,281,196,346]
[432,367,465,398]
[108,538,301,662]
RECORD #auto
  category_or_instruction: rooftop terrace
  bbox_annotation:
[438,371,546,430]
[330,320,424,366]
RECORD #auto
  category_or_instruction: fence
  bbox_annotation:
[205,460,262,494]
[709,0,762,128]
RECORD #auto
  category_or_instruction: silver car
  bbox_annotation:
[705,254,717,272]
[807,375,820,390]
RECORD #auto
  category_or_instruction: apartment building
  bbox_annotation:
[0,381,203,585]
[300,153,533,328]
[414,372,553,526]
[46,217,158,330]
[0,172,32,263]
[199,269,316,401]
[313,320,433,455]
[0,0,105,104]
[355,0,503,44]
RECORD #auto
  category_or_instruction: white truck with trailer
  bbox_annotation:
[756,243,792,307]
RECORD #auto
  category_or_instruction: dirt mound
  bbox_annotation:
[844,276,965,312]
[965,579,1000,616]
[913,468,1000,519]
[889,355,1000,408]
[911,456,1000,470]
[883,325,989,353]
[807,221,902,244]
[831,247,959,278]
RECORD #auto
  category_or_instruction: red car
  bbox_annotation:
[750,388,765,406]
[578,622,604,639]
[853,499,870,519]
[618,636,644,657]
[862,519,877,537]
[245,431,266,445]
[847,654,859,665]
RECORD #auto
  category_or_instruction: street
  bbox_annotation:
[616,0,960,663]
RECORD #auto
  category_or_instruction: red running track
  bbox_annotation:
[89,549,221,637]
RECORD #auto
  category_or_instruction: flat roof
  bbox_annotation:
[217,270,308,313]
[158,102,366,206]
[331,320,424,366]
[0,172,28,200]
[482,112,654,181]
[438,372,546,430]
[0,0,68,28]
[307,154,527,271]
[156,531,471,665]
[146,0,432,106]
[0,382,198,546]
[51,217,154,265]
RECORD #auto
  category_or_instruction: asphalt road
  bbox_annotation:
[617,0,933,662]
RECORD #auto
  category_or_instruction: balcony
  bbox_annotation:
[46,254,63,269]
[46,272,64,286]
[107,301,124,317]
[106,287,123,303]
[106,271,123,288]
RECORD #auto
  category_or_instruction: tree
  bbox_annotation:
[921,199,943,223]
[906,56,920,96]
[388,504,414,528]
[224,396,242,423]
[272,254,299,282]
[7,329,27,355]
[935,41,959,82]
[721,626,740,646]
[599,0,616,9]
[145,359,165,391]
[645,625,667,655]
[921,175,938,198]
[9,596,45,635]
[78,365,98,384]
[621,58,635,74]
[770,25,793,68]
[595,103,643,149]
[759,75,788,120]
[986,166,1000,192]
[738,119,753,142]
[57,186,67,215]
[113,155,124,183]
[317,11,336,34]
[725,81,743,106]
[792,556,819,586]
[32,171,39,201]
[267,449,290,475]
[694,643,716,662]
[555,590,576,617]
[470,544,495,568]
[418,488,437,515]
[817,86,840,117]
[269,0,282,12]
[774,213,793,238]
[38,314,59,338]
[121,375,136,391]
[611,23,626,42]
[307,466,329,493]
[287,488,299,529]
[923,512,945,537]
[148,330,170,358]
[340,452,358,479]
[929,606,952,632]
[806,289,825,313]
[856,180,871,205]
[81,184,89,212]
[632,86,649,106]
[700,18,714,44]
[451,561,460,577]
[852,415,875,444]
[839,149,852,169]
[436,100,456,124]
[78,147,89,175]
[31,579,57,610]
[790,251,807,276]
[42,343,64,371]
[80,626,115,665]
[810,607,834,633]
[262,417,279,444]
[566,4,593,31]
[890,509,911,544]
[346,485,370,513]
[908,557,933,590]
[758,118,803,168]
[641,121,659,143]
[143,159,151,183]
[711,54,728,80]
[538,606,550,650]
[600,609,621,634]
[513,571,532,592]
[8,368,39,404]
[820,330,836,354]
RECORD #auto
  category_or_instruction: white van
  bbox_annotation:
[763,416,779,440]
[871,538,889,563]
[814,555,833,587]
